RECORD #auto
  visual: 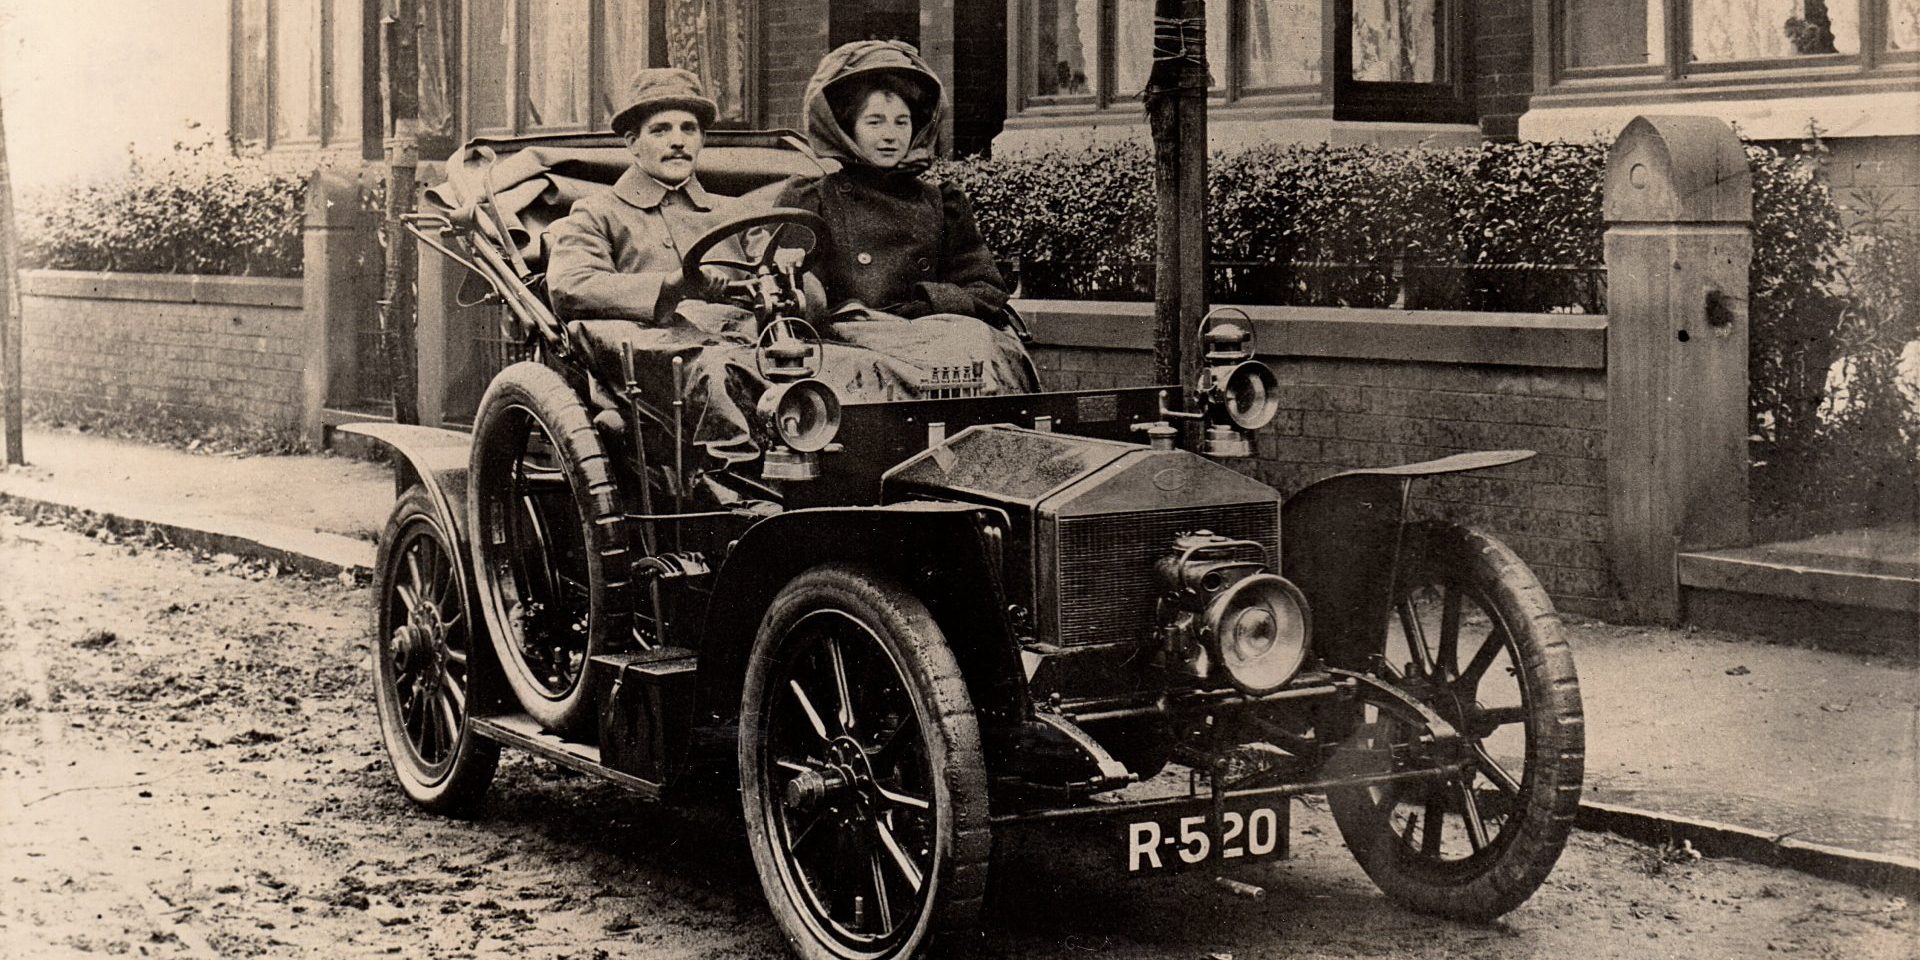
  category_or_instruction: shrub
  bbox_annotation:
[18,140,309,278]
[938,136,1912,527]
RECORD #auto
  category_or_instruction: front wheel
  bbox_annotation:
[372,487,499,814]
[1327,522,1584,921]
[740,564,990,960]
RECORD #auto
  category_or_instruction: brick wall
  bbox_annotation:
[1025,300,1619,616]
[1471,0,1534,141]
[761,0,835,132]
[19,272,311,436]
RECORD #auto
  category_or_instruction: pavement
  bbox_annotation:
[2,425,1916,896]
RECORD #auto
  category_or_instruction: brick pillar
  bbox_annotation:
[1603,115,1753,622]
[301,168,377,445]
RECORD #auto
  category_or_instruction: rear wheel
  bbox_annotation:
[373,487,498,814]
[469,361,633,735]
[1327,522,1584,920]
[740,564,990,960]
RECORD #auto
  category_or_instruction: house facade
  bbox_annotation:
[233,1,1916,207]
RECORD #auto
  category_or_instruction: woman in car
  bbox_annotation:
[778,40,1035,396]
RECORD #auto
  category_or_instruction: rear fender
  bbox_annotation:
[1282,450,1534,670]
[691,503,1026,767]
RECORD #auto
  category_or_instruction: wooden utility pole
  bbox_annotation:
[1145,0,1210,387]
[380,0,422,424]
[0,94,25,464]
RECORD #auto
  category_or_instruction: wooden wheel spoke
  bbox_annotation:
[1421,784,1446,857]
[440,670,466,712]
[1397,600,1437,679]
[788,680,832,742]
[405,546,428,607]
[866,847,895,931]
[396,581,422,614]
[1474,704,1528,730]
[1473,744,1523,797]
[1457,627,1506,692]
[1437,586,1463,681]
[435,688,462,745]
[876,785,929,811]
[871,819,924,894]
[1455,777,1490,851]
[825,637,856,737]
[444,645,468,665]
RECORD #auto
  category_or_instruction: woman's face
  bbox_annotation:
[850,89,913,168]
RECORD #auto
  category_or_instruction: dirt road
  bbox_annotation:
[0,512,1912,959]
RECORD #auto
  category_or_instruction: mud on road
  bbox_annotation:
[0,511,1913,959]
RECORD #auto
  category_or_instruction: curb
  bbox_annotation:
[0,490,374,579]
[1578,800,1920,899]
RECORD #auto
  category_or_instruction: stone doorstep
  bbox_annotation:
[1678,550,1920,614]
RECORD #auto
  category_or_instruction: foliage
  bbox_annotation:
[18,138,310,278]
[939,136,1915,527]
[938,142,1156,299]
[1754,187,1920,530]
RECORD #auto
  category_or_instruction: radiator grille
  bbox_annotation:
[1053,502,1279,646]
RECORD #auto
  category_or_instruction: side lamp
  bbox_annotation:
[756,325,842,481]
[1195,309,1279,459]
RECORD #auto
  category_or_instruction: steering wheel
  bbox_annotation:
[680,208,828,280]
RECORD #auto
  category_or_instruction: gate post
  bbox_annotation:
[1603,115,1753,622]
[301,168,377,446]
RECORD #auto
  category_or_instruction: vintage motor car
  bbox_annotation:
[347,129,1585,960]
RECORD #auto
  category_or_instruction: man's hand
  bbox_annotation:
[663,264,733,303]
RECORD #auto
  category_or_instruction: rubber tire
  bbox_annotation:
[373,487,500,815]
[469,361,633,736]
[1327,521,1585,921]
[740,564,991,960]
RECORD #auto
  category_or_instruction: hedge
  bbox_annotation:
[18,142,309,278]
[937,139,1915,527]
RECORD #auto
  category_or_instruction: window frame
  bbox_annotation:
[462,0,667,138]
[1539,0,1918,89]
[229,0,373,152]
[1332,0,1473,122]
[1005,0,1469,121]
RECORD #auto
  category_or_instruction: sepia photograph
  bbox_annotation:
[0,1,1914,957]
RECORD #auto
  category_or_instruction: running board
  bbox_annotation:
[470,713,663,799]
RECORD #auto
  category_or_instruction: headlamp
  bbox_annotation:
[1203,573,1310,695]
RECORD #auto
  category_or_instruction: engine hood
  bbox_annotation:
[882,424,1278,518]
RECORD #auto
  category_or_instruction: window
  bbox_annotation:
[461,1,746,135]
[1551,0,1917,78]
[1014,1,1458,117]
[230,0,369,150]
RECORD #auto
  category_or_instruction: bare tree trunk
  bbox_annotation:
[0,95,25,464]
[1146,0,1210,388]
[381,0,422,425]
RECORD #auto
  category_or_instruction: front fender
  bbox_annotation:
[691,502,1026,765]
[1282,450,1534,669]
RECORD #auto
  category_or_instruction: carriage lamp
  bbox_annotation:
[756,335,842,482]
[1195,313,1281,459]
[1155,532,1311,696]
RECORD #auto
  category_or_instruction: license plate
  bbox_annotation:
[1121,799,1289,873]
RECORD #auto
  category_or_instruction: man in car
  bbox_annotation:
[546,68,768,466]
[547,67,744,329]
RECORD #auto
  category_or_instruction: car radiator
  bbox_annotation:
[1052,502,1279,647]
